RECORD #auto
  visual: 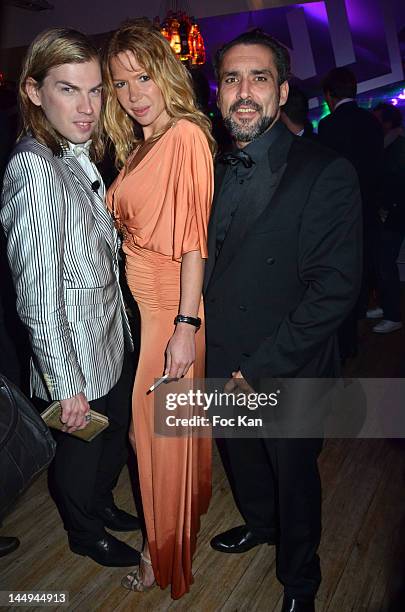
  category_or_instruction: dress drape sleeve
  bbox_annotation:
[172,123,213,262]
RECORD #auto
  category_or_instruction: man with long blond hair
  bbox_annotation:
[0,28,140,567]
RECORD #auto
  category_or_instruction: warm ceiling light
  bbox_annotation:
[155,9,206,66]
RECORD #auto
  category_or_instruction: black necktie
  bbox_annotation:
[219,150,254,168]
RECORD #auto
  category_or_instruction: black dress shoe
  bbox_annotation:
[69,532,140,567]
[281,595,315,612]
[0,536,20,558]
[210,525,275,554]
[97,505,141,532]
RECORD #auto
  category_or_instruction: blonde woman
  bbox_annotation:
[104,19,215,598]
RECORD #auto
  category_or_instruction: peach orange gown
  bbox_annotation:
[107,119,213,599]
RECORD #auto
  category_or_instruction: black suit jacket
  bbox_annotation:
[318,101,383,226]
[204,124,362,382]
[379,134,405,231]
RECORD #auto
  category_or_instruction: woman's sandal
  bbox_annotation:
[121,552,156,592]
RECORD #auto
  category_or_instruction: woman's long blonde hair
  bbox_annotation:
[103,18,216,168]
[19,28,105,161]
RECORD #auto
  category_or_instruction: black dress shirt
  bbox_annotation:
[215,121,284,257]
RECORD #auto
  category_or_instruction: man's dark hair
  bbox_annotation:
[282,85,309,125]
[373,102,403,129]
[322,67,357,100]
[214,28,291,85]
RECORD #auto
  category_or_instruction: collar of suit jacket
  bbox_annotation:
[266,121,295,173]
[334,98,356,112]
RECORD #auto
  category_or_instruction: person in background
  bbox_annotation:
[1,28,140,568]
[0,83,22,559]
[103,19,214,598]
[280,84,315,139]
[366,103,405,333]
[0,293,21,559]
[318,67,384,360]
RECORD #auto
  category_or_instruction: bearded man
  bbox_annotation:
[204,30,362,611]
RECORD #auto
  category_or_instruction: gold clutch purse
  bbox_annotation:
[41,401,109,442]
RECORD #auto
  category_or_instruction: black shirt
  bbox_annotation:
[215,121,284,257]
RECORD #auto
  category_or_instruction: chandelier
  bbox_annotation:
[154,1,206,65]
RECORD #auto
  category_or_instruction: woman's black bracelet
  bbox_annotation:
[174,314,201,329]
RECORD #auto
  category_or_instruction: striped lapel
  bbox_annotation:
[62,153,116,255]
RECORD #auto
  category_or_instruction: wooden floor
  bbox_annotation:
[1,315,405,611]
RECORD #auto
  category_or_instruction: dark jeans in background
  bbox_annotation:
[0,295,21,388]
[338,225,378,359]
[374,227,405,322]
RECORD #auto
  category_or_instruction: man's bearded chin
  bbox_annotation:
[224,113,275,142]
[222,96,280,142]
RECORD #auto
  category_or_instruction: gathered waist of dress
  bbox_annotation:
[123,242,181,310]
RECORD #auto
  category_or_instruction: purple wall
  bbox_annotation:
[198,0,405,108]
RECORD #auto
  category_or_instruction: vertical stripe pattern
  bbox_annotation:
[0,137,133,402]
